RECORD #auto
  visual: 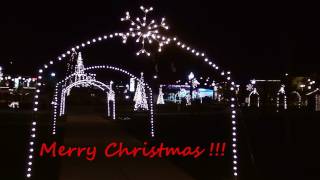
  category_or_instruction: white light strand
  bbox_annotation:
[107,96,111,117]
[148,87,155,138]
[172,36,239,177]
[52,86,58,135]
[113,98,116,120]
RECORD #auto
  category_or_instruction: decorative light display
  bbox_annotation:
[121,6,170,56]
[14,77,20,88]
[213,86,218,100]
[316,94,320,112]
[306,88,320,111]
[107,81,116,120]
[8,101,20,109]
[291,91,301,108]
[186,94,192,106]
[66,50,77,75]
[52,65,155,137]
[59,79,114,115]
[71,52,95,86]
[188,72,195,80]
[246,84,254,91]
[75,52,85,79]
[134,72,149,111]
[248,88,260,107]
[277,84,287,111]
[156,85,165,104]
[0,66,3,81]
[52,85,58,135]
[25,6,238,179]
[129,77,135,92]
[107,95,111,117]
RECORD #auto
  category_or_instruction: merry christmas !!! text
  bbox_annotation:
[39,141,227,160]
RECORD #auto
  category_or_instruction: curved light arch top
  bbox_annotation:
[53,65,155,133]
[53,78,116,135]
[64,79,111,92]
[58,65,155,137]
[28,6,239,179]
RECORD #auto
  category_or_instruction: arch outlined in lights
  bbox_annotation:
[25,6,239,179]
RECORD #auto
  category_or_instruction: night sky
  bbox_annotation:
[0,1,319,83]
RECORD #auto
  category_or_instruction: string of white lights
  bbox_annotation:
[52,86,58,135]
[148,87,155,137]
[171,37,239,177]
[25,79,41,178]
[113,98,116,120]
[107,96,111,117]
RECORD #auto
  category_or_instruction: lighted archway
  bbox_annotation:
[52,78,116,135]
[52,65,155,135]
[25,6,239,179]
[277,85,287,111]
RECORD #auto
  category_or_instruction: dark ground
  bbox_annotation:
[1,104,320,180]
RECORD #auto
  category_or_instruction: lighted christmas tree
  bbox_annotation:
[71,52,95,87]
[156,85,165,104]
[134,72,148,111]
[75,52,85,81]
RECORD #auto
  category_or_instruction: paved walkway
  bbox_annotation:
[59,114,195,180]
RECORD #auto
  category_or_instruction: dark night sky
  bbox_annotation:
[0,1,319,83]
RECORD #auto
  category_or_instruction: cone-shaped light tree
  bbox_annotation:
[134,72,149,111]
[157,85,165,104]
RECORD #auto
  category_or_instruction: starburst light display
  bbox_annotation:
[121,6,170,56]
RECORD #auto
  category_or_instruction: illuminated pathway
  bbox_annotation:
[59,114,194,180]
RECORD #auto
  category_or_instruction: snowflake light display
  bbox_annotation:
[246,84,254,91]
[121,6,170,56]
